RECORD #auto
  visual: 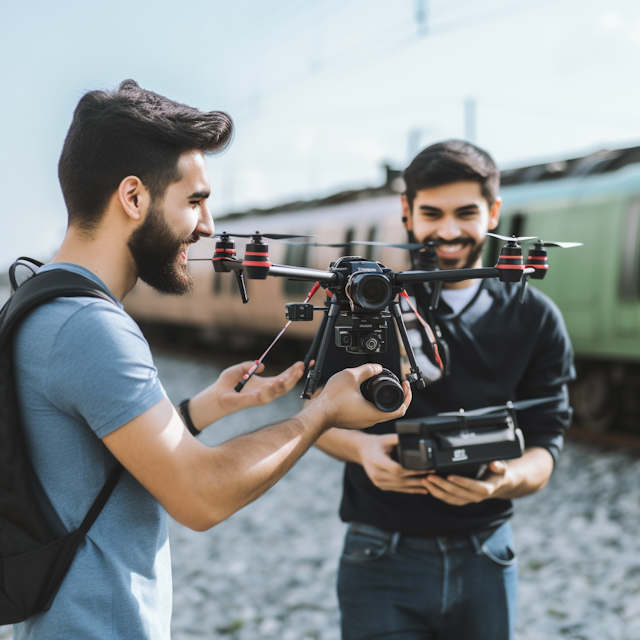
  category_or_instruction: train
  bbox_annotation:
[124,146,640,435]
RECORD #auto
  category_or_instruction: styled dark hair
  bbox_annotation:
[403,140,499,210]
[58,79,234,231]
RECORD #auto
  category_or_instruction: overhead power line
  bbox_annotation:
[234,0,567,124]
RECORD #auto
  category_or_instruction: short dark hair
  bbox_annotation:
[58,79,234,231]
[403,140,499,210]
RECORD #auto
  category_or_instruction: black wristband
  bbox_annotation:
[178,399,200,437]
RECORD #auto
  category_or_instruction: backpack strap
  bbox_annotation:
[78,464,124,535]
[9,257,44,292]
[0,269,116,351]
[1,264,124,538]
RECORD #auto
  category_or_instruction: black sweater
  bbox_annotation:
[319,278,575,536]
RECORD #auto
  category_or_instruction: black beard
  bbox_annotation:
[127,200,195,296]
[408,231,485,270]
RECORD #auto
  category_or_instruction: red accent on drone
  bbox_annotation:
[241,260,273,268]
[400,291,444,371]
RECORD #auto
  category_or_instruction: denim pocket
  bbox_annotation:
[341,530,388,564]
[480,528,517,567]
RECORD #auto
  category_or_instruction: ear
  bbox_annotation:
[117,176,149,222]
[401,194,412,231]
[488,196,501,231]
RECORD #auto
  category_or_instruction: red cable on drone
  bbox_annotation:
[399,291,444,371]
[235,282,322,392]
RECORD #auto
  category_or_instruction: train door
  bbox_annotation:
[614,199,640,337]
[543,197,604,346]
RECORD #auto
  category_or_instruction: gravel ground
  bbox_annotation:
[3,348,640,640]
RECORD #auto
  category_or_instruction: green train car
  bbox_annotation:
[492,146,640,433]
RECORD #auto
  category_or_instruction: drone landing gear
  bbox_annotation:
[390,301,427,392]
[301,297,427,400]
[301,297,341,399]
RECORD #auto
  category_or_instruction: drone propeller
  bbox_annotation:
[203,231,317,240]
[281,240,423,250]
[437,395,563,417]
[534,240,583,249]
[487,233,583,249]
[485,232,538,243]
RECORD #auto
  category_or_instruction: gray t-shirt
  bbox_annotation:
[12,263,170,639]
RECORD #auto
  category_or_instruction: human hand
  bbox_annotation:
[304,363,411,431]
[422,460,513,506]
[358,433,429,494]
[210,360,306,416]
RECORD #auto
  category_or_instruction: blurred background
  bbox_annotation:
[2,0,640,266]
[3,2,640,639]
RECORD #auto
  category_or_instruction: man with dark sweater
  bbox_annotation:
[314,141,574,640]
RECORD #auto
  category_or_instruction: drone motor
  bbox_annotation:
[242,233,272,279]
[525,243,549,280]
[495,240,525,283]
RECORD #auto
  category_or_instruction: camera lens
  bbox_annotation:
[350,273,393,310]
[360,368,404,412]
[361,334,380,352]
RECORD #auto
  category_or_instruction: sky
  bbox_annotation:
[1,0,640,269]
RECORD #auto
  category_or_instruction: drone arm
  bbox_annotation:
[213,258,244,272]
[267,264,338,283]
[395,267,500,285]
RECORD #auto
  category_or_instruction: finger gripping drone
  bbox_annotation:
[191,231,581,411]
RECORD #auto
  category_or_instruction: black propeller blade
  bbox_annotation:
[437,396,563,417]
[487,233,582,248]
[202,231,318,240]
[534,240,583,249]
[485,232,538,243]
[281,240,423,250]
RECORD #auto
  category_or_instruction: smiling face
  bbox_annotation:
[402,180,501,280]
[127,150,213,295]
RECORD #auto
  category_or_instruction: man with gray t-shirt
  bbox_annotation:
[11,81,411,639]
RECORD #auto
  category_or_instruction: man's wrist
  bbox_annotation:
[297,400,333,436]
[178,399,200,436]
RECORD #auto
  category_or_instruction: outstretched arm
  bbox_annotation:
[103,364,411,531]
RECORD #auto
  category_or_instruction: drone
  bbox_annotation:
[189,230,582,410]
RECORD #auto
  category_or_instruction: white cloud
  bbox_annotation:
[598,11,640,49]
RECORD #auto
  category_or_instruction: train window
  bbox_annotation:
[364,225,378,261]
[341,227,355,257]
[283,240,311,297]
[621,200,640,300]
[509,213,526,239]
[213,272,224,295]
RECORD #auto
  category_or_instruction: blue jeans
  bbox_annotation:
[337,521,518,640]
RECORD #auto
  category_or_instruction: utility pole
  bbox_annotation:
[407,128,422,162]
[415,0,429,36]
[464,97,476,143]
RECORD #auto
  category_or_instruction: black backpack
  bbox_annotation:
[0,258,123,624]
